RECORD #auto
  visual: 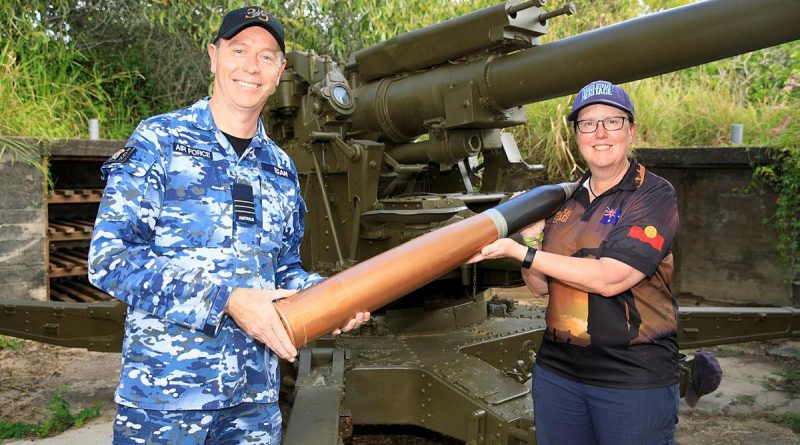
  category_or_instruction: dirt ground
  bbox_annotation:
[0,300,798,444]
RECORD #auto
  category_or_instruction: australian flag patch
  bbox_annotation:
[600,207,621,225]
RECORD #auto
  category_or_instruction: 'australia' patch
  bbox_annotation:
[232,183,257,226]
[600,207,621,225]
[104,146,136,165]
[173,143,212,160]
[262,163,295,181]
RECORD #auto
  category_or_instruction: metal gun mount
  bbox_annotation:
[0,1,799,444]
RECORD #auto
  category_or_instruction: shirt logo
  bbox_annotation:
[262,163,295,181]
[627,225,664,251]
[105,146,136,165]
[553,208,573,223]
[600,207,621,225]
[173,143,212,160]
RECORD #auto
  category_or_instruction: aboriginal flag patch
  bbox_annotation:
[627,225,664,251]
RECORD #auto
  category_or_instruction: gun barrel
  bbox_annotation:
[351,0,800,142]
[490,0,800,107]
[273,182,578,348]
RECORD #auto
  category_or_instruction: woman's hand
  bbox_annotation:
[467,238,527,264]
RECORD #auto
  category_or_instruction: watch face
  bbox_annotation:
[332,85,352,107]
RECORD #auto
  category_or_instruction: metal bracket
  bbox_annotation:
[507,339,536,383]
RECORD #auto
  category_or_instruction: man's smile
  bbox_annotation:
[236,80,262,89]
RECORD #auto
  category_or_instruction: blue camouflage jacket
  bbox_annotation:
[89,97,323,410]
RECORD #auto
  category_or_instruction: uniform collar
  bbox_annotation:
[189,97,272,149]
[578,158,644,195]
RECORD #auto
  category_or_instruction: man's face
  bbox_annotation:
[208,26,286,114]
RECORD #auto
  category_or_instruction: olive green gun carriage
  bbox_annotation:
[1,1,800,444]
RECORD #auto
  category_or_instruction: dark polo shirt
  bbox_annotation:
[537,159,680,389]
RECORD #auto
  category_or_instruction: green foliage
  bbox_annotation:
[1,0,503,138]
[2,0,799,262]
[3,0,797,147]
[779,412,800,433]
[1,1,140,139]
[775,365,800,396]
[752,93,800,281]
[517,1,800,181]
[763,362,800,397]
[0,334,24,350]
[283,0,495,62]
[0,388,101,439]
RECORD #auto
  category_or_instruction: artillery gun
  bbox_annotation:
[1,1,799,443]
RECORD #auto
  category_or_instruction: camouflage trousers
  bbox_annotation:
[113,401,281,444]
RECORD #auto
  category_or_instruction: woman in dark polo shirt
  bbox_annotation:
[471,80,680,445]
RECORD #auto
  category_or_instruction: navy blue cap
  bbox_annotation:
[568,80,634,122]
[215,6,285,53]
[685,351,722,408]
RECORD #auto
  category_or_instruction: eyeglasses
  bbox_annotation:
[575,116,628,133]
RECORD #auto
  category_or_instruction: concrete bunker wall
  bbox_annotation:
[638,147,792,306]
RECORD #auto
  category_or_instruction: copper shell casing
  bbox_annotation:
[273,214,498,347]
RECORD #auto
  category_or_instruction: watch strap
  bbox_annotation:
[521,247,537,269]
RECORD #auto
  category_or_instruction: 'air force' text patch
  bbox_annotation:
[173,143,212,159]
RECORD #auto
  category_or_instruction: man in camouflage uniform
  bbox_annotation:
[89,6,369,444]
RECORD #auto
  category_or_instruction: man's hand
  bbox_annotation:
[332,311,371,336]
[225,287,298,362]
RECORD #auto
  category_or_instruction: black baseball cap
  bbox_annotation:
[685,351,723,408]
[214,6,285,53]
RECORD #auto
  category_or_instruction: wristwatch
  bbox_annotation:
[521,247,537,269]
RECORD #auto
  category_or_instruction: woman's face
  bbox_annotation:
[575,104,635,172]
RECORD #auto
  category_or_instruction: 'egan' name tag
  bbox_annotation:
[262,163,295,181]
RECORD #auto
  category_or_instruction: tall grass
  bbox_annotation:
[0,39,138,140]
[517,57,797,181]
[1,1,796,173]
[0,1,143,141]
